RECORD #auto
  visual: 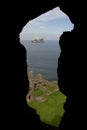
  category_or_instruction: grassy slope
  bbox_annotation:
[29,91,66,127]
[34,89,44,96]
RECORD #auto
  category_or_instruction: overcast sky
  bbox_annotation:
[20,7,74,40]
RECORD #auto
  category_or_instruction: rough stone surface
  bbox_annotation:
[26,71,59,102]
[2,0,86,130]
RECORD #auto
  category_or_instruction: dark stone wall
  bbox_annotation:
[2,0,86,129]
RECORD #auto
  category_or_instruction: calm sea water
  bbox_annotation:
[21,40,61,81]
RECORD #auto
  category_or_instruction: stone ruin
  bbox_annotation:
[26,71,59,102]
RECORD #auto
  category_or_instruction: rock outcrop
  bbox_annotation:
[31,38,44,43]
[26,71,59,102]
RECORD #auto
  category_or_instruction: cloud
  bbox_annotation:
[20,6,73,40]
[23,6,70,31]
[39,26,45,29]
[29,7,68,23]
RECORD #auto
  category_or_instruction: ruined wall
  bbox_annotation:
[2,0,86,129]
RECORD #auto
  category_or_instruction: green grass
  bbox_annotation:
[45,85,54,91]
[29,91,66,127]
[34,89,44,96]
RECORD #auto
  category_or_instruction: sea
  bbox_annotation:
[20,40,61,81]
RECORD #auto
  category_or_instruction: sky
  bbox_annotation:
[20,7,74,40]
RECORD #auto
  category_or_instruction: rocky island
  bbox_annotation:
[31,37,44,43]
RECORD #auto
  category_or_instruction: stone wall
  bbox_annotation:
[26,71,59,102]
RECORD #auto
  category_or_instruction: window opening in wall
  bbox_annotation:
[20,7,74,128]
